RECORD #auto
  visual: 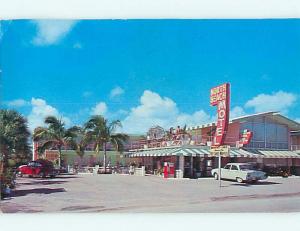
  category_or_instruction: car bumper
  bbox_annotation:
[246,175,268,181]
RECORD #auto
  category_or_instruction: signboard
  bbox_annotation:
[239,129,253,146]
[210,83,230,146]
[210,145,230,157]
[210,146,230,153]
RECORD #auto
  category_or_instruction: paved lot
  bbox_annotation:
[1,174,300,213]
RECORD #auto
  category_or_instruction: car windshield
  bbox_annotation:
[239,165,256,171]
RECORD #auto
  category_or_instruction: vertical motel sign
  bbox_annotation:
[210,83,230,147]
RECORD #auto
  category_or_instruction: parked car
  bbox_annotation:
[211,163,267,183]
[97,166,112,174]
[17,159,58,178]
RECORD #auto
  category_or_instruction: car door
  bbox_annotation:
[229,164,239,180]
[221,164,231,179]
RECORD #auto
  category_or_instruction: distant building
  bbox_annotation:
[147,125,165,139]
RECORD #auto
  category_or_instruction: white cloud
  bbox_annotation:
[110,86,124,99]
[176,110,212,127]
[6,99,29,107]
[27,98,71,131]
[32,20,77,46]
[245,91,297,114]
[116,109,129,116]
[230,106,246,119]
[121,90,214,134]
[91,102,107,116]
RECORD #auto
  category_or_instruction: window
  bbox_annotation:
[239,164,256,171]
[231,165,238,170]
[224,165,231,169]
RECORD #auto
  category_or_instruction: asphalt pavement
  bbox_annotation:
[1,174,300,213]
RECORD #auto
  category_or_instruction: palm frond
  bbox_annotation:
[110,133,129,152]
[109,120,122,133]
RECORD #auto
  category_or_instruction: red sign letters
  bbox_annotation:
[239,129,253,146]
[210,83,230,146]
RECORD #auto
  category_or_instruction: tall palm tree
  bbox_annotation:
[68,126,92,164]
[85,115,129,173]
[33,116,76,167]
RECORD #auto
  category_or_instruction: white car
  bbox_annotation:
[211,163,267,183]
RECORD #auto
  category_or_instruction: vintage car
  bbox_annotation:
[17,159,58,178]
[97,166,113,174]
[211,163,267,183]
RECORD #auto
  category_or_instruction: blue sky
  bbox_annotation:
[1,19,300,134]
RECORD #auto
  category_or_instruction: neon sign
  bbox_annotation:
[210,83,230,146]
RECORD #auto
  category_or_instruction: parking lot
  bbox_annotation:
[1,174,300,213]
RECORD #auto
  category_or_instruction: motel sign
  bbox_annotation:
[210,83,230,147]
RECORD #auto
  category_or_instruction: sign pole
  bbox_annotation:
[218,151,221,188]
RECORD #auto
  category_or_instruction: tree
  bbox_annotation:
[0,109,31,165]
[68,126,93,165]
[85,115,129,173]
[0,109,31,195]
[33,116,76,167]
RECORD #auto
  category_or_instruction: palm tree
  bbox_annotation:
[0,109,31,165]
[85,115,129,173]
[33,116,76,168]
[68,126,92,165]
[0,109,31,193]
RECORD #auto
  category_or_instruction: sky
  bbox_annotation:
[0,19,300,134]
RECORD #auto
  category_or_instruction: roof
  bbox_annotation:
[128,146,300,158]
[128,146,258,158]
[187,111,300,131]
[257,150,300,158]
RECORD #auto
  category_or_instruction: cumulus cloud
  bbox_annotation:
[32,20,77,46]
[91,102,107,116]
[27,98,71,131]
[6,99,29,107]
[110,86,124,99]
[121,90,214,134]
[230,106,246,119]
[245,91,297,114]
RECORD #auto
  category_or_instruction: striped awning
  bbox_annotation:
[129,146,257,158]
[258,150,300,158]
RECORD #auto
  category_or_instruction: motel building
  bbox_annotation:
[128,111,300,178]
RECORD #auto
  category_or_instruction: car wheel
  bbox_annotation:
[236,177,243,183]
[214,173,219,180]
[17,171,23,177]
[39,172,46,178]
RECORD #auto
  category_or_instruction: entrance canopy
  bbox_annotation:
[129,146,257,158]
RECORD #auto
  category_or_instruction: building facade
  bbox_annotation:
[128,112,300,177]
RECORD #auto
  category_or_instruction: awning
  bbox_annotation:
[258,150,300,158]
[129,146,257,158]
